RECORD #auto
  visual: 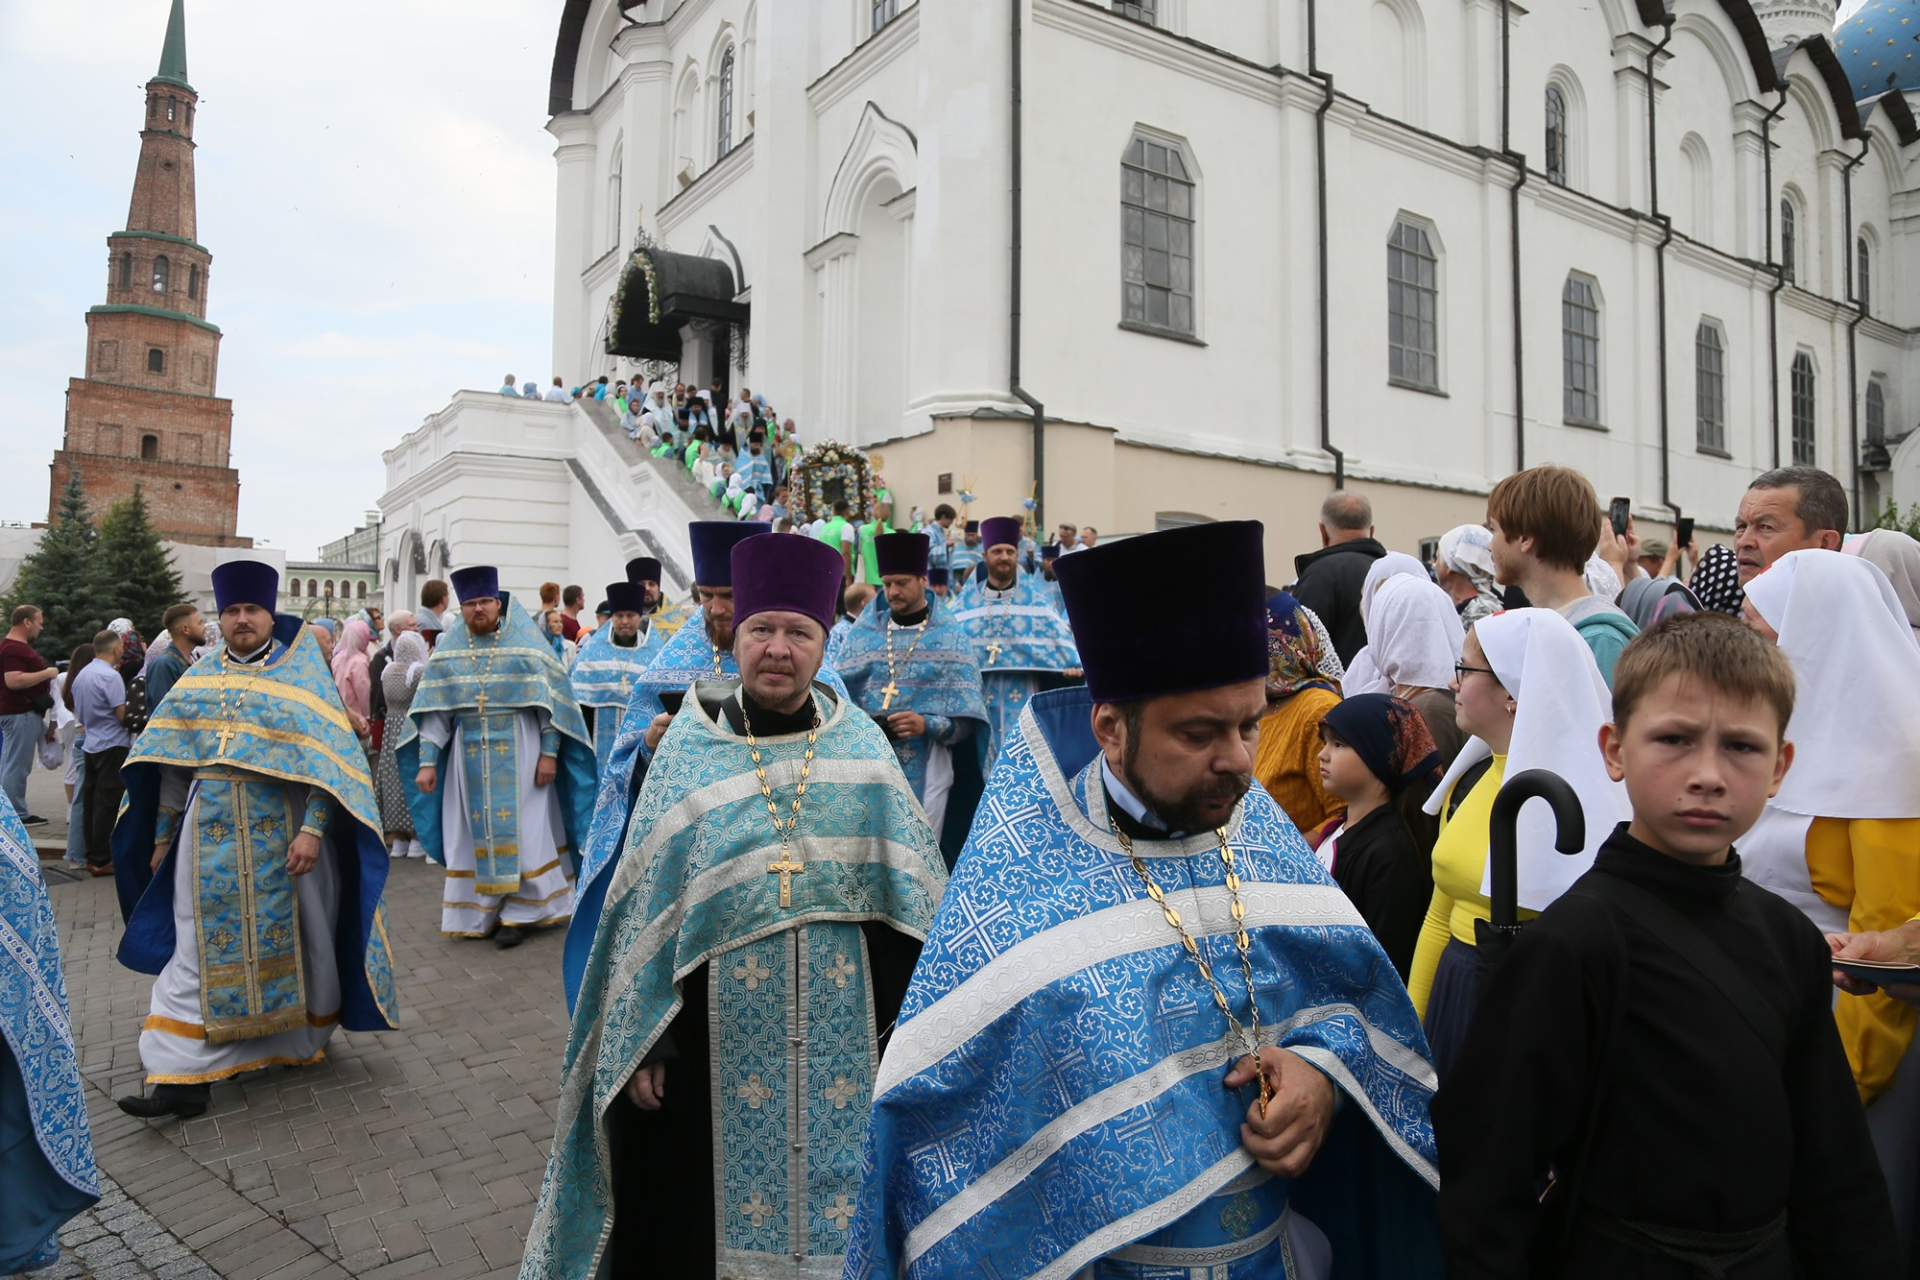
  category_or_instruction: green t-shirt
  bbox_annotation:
[857,519,895,586]
[817,517,853,575]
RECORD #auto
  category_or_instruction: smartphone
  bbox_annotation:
[1675,516,1695,549]
[658,690,686,716]
[1609,497,1632,538]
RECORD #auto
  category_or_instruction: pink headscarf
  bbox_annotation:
[332,618,373,720]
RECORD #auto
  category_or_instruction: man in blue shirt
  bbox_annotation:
[141,603,205,717]
[71,631,130,877]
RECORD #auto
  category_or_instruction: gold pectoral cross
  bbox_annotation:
[214,722,238,756]
[767,854,805,909]
[473,689,489,713]
[879,679,901,711]
[985,642,1004,665]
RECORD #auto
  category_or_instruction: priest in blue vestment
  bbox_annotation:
[523,531,946,1280]
[570,580,661,776]
[832,531,989,864]
[0,792,98,1272]
[947,515,1082,777]
[625,554,698,643]
[847,521,1442,1279]
[111,561,401,1120]
[397,567,595,949]
[565,522,848,1007]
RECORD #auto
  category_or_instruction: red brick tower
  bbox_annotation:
[49,0,249,547]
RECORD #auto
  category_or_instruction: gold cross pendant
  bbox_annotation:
[473,690,489,713]
[767,854,805,908]
[985,642,1004,665]
[214,722,238,756]
[879,679,900,711]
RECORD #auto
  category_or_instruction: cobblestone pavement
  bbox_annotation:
[28,1169,220,1280]
[40,837,575,1280]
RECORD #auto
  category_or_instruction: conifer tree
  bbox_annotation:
[4,472,107,659]
[98,484,186,636]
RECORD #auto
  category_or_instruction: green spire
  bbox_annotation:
[153,0,191,90]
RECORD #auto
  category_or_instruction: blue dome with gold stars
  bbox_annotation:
[1835,2,1920,98]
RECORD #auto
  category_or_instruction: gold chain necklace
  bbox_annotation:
[880,616,928,711]
[1112,822,1273,1117]
[212,645,272,756]
[742,699,820,909]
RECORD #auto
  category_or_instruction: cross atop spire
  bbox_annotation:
[154,0,191,91]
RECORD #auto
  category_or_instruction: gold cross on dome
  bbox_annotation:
[879,679,901,711]
[767,853,805,909]
[214,722,238,755]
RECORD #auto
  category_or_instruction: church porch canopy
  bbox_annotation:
[607,247,747,362]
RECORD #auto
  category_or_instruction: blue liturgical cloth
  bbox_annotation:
[0,793,98,1274]
[827,595,988,806]
[111,616,401,1042]
[844,687,1443,1279]
[569,622,665,777]
[520,681,946,1280]
[946,571,1081,773]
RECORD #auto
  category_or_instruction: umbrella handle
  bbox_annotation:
[1486,768,1587,930]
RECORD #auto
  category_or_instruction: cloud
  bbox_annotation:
[0,0,558,557]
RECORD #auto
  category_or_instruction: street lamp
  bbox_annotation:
[324,581,334,621]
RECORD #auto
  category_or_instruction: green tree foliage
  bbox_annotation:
[4,472,108,659]
[97,484,186,635]
[1874,498,1920,541]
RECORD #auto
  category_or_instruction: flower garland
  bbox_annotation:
[789,440,876,523]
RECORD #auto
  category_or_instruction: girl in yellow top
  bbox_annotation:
[1408,609,1628,1077]
[1742,549,1920,1254]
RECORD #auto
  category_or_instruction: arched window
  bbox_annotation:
[1695,321,1726,454]
[1562,275,1601,425]
[873,0,899,32]
[1857,236,1871,317]
[1780,199,1797,284]
[1868,379,1887,446]
[357,581,368,601]
[715,46,735,158]
[1121,134,1196,337]
[324,580,336,599]
[119,252,133,289]
[140,434,158,461]
[147,347,165,374]
[308,579,319,598]
[1112,0,1157,21]
[1387,219,1439,389]
[165,97,176,123]
[187,264,200,301]
[606,144,623,252]
[1544,86,1568,187]
[1791,352,1816,465]
[152,256,169,293]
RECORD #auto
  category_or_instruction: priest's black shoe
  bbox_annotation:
[494,925,525,950]
[117,1083,210,1120]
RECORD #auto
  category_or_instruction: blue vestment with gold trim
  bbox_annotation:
[947,571,1082,775]
[111,615,401,1040]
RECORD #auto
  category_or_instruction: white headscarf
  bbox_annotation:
[1367,573,1464,690]
[1744,549,1920,819]
[1424,608,1629,911]
[1851,529,1920,643]
[1346,552,1433,692]
[1438,524,1499,595]
[1582,555,1621,601]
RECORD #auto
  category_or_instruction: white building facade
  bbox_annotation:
[384,0,1920,585]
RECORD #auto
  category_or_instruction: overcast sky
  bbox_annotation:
[0,0,557,558]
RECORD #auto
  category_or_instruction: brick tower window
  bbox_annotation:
[188,264,200,300]
[141,434,159,461]
[148,348,165,373]
[152,256,169,293]
[119,252,133,289]
[166,98,176,123]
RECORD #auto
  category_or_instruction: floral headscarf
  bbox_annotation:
[1266,592,1340,700]
[1688,543,1744,616]
[1320,693,1442,793]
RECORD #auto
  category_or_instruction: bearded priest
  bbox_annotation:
[846,521,1443,1279]
[110,560,400,1120]
[569,580,660,776]
[522,531,946,1280]
[397,567,596,949]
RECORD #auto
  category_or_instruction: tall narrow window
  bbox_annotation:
[118,252,133,289]
[1695,321,1726,454]
[1121,135,1196,336]
[1868,380,1887,447]
[1780,200,1797,284]
[152,255,169,293]
[140,434,158,461]
[1857,236,1872,317]
[1112,0,1157,21]
[165,98,176,123]
[187,264,200,300]
[1562,276,1601,425]
[357,581,368,601]
[1544,86,1568,187]
[873,0,899,32]
[606,147,623,253]
[1388,220,1439,389]
[308,579,318,599]
[715,46,735,158]
[1791,352,1816,465]
[147,347,165,374]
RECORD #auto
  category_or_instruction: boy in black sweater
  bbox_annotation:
[1433,612,1898,1278]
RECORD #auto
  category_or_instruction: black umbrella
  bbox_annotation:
[1473,768,1586,982]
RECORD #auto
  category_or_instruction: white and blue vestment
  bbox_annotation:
[845,688,1442,1278]
[947,572,1081,777]
[568,622,665,777]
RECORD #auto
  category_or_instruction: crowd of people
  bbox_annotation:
[3,458,1919,1279]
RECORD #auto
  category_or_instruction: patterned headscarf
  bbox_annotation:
[1689,543,1744,615]
[1321,693,1443,793]
[1265,592,1340,700]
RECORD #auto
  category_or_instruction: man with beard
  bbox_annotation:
[948,515,1081,775]
[523,533,945,1280]
[563,523,849,1006]
[847,521,1443,1279]
[832,531,990,862]
[624,555,697,641]
[397,567,596,949]
[569,580,664,776]
[141,602,207,714]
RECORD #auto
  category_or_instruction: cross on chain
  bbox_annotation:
[473,689,489,713]
[214,722,239,756]
[985,642,1004,665]
[879,679,901,711]
[767,854,805,909]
